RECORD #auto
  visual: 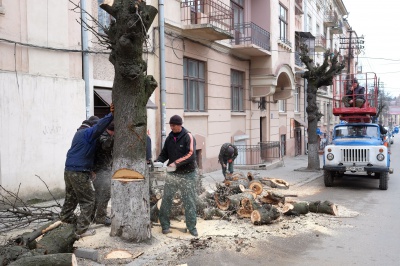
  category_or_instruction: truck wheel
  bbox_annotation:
[324,170,334,187]
[379,172,388,190]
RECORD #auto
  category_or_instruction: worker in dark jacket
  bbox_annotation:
[342,78,365,107]
[155,115,198,237]
[60,104,114,238]
[92,122,114,226]
[218,143,238,179]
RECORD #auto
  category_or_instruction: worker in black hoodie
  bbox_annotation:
[155,115,198,237]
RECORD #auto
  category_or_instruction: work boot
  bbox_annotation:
[96,216,111,226]
[189,228,198,237]
[162,228,172,234]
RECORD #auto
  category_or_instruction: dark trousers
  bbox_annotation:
[92,168,111,223]
[60,170,95,235]
[221,160,234,178]
[159,171,197,231]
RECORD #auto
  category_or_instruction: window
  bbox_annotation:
[279,100,286,112]
[279,4,288,43]
[307,14,312,33]
[295,87,300,112]
[231,0,244,27]
[98,0,114,34]
[231,69,244,112]
[183,58,206,112]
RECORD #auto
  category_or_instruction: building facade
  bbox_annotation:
[0,0,355,198]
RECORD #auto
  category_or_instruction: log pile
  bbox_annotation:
[150,171,339,227]
[0,221,78,266]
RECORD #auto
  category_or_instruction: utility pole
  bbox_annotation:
[339,30,364,76]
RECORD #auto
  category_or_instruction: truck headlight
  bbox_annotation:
[377,154,385,161]
[327,153,334,160]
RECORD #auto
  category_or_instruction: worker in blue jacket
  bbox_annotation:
[60,104,114,238]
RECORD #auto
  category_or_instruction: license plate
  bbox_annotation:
[346,166,364,172]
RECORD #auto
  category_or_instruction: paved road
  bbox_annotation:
[182,143,400,266]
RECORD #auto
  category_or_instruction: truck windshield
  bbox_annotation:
[335,125,378,138]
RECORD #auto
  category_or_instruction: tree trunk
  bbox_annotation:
[110,179,151,242]
[283,201,310,216]
[8,253,77,266]
[100,1,158,242]
[306,83,321,170]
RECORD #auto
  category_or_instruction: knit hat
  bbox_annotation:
[80,120,92,129]
[88,116,100,126]
[169,115,183,125]
[352,78,358,84]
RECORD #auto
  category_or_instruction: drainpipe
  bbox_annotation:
[81,0,91,118]
[159,0,167,147]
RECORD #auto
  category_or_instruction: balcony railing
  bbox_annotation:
[315,34,326,52]
[231,22,271,51]
[235,142,281,165]
[181,0,233,33]
[324,11,338,27]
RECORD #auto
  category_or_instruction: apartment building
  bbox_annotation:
[0,0,353,198]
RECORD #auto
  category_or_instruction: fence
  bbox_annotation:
[235,141,281,165]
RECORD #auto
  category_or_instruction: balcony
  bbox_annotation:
[181,0,233,41]
[330,20,343,34]
[230,22,271,56]
[315,35,327,52]
[295,0,303,15]
[324,11,338,27]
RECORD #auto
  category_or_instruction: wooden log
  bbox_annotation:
[214,192,230,211]
[260,178,290,189]
[227,193,254,211]
[8,253,77,266]
[0,246,30,266]
[231,172,246,181]
[202,208,229,220]
[308,200,338,216]
[247,172,255,181]
[223,181,246,194]
[248,180,263,195]
[41,221,62,234]
[251,205,281,225]
[36,223,76,254]
[111,179,151,241]
[13,221,55,246]
[259,190,285,205]
[282,201,309,216]
[237,197,261,218]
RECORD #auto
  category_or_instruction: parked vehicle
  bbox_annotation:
[323,73,393,190]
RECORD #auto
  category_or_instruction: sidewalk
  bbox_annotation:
[201,154,324,191]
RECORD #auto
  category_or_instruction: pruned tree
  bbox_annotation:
[98,0,158,242]
[299,44,345,170]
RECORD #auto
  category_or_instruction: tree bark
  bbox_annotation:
[283,201,310,216]
[100,0,158,242]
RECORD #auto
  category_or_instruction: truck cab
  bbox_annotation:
[323,122,392,190]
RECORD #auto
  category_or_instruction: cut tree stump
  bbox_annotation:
[111,179,151,241]
[308,200,338,216]
[251,205,281,225]
[8,253,77,266]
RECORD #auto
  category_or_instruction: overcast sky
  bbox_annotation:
[343,0,400,97]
